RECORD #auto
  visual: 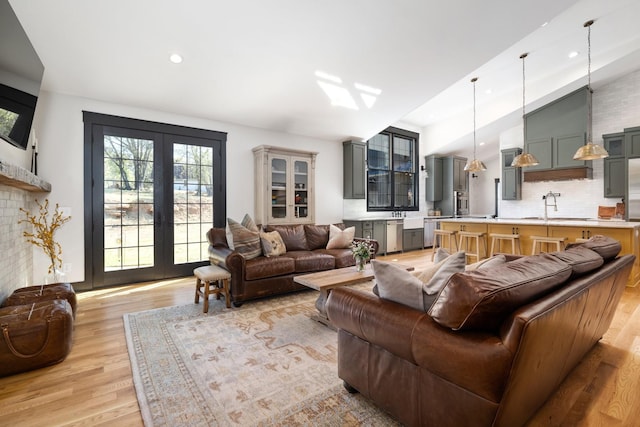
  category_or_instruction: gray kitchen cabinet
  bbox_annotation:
[343,140,366,199]
[501,148,521,200]
[626,127,640,158]
[604,132,625,158]
[372,221,386,255]
[343,220,363,238]
[523,87,591,172]
[425,155,443,202]
[604,157,626,198]
[342,219,386,255]
[403,228,424,251]
[453,157,468,192]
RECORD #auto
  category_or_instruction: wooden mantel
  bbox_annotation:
[0,159,51,192]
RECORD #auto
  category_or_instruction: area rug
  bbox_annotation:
[123,286,399,426]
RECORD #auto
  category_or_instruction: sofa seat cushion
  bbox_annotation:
[429,253,572,331]
[264,224,309,251]
[316,248,355,268]
[285,251,335,273]
[244,256,295,280]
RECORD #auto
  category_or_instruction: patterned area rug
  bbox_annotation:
[123,286,399,426]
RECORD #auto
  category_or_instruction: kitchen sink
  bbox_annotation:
[403,217,424,229]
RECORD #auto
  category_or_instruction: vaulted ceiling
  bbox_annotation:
[8,0,640,158]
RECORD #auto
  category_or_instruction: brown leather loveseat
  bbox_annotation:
[207,223,378,306]
[326,236,633,426]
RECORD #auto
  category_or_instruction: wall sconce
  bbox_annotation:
[420,165,429,178]
[471,173,479,179]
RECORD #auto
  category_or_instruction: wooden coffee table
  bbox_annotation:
[294,263,413,328]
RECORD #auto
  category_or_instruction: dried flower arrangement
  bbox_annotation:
[19,199,71,273]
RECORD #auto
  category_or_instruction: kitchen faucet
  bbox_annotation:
[543,191,560,220]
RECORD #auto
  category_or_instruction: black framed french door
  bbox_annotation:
[83,112,226,289]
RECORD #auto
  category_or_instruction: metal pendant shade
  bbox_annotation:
[464,77,487,173]
[573,20,609,161]
[511,52,539,167]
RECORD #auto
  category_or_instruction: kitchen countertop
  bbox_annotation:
[439,217,640,229]
[343,216,453,221]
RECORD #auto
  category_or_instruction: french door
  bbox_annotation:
[84,112,226,288]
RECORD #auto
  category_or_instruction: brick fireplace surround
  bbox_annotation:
[0,160,51,302]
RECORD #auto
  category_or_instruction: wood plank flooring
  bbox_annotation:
[0,249,638,426]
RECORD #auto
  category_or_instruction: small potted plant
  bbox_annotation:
[351,240,372,272]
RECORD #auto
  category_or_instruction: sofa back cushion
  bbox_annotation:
[429,253,572,331]
[304,225,330,250]
[548,245,604,277]
[207,227,229,248]
[565,234,621,261]
[264,224,308,251]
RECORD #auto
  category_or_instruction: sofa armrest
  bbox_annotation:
[326,286,423,364]
[353,237,379,259]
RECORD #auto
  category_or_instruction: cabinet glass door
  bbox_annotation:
[271,157,288,219]
[294,159,309,219]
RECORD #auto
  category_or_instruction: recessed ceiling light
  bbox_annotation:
[568,51,579,59]
[479,142,486,146]
[541,21,549,27]
[169,53,183,64]
[485,89,492,95]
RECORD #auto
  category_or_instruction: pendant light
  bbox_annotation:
[573,20,609,160]
[464,77,487,172]
[511,53,539,167]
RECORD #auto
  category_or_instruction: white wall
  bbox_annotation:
[498,68,640,218]
[29,91,344,284]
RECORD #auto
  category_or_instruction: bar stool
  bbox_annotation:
[458,231,488,263]
[432,229,458,260]
[489,233,522,256]
[194,264,232,312]
[531,236,567,255]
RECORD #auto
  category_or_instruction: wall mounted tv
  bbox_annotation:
[0,0,44,150]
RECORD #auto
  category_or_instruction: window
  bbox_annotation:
[367,127,419,211]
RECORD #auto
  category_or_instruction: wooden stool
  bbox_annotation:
[489,233,521,256]
[458,231,488,263]
[531,236,567,255]
[432,229,458,260]
[194,265,231,312]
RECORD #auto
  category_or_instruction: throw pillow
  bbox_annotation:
[225,224,235,250]
[260,230,286,257]
[433,247,451,263]
[417,251,466,310]
[372,260,426,311]
[228,217,262,259]
[225,213,259,250]
[326,224,355,249]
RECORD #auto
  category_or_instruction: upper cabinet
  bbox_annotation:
[425,155,442,202]
[453,157,468,192]
[253,145,317,225]
[343,140,366,199]
[602,127,640,198]
[523,87,592,181]
[501,148,522,200]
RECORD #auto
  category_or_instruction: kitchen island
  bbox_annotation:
[439,217,640,287]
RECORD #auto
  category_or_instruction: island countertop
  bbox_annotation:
[440,217,640,229]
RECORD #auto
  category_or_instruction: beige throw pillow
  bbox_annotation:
[260,230,286,257]
[418,251,467,295]
[372,260,426,311]
[326,224,355,249]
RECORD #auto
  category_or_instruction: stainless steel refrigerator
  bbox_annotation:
[628,158,640,221]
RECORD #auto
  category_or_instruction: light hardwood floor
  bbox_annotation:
[0,249,638,426]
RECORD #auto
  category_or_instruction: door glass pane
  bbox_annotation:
[103,135,154,271]
[271,157,287,219]
[294,160,308,219]
[173,144,213,264]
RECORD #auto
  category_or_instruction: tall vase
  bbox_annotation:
[355,256,366,272]
[45,268,67,285]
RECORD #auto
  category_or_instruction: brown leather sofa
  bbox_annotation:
[326,237,634,426]
[207,223,378,306]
